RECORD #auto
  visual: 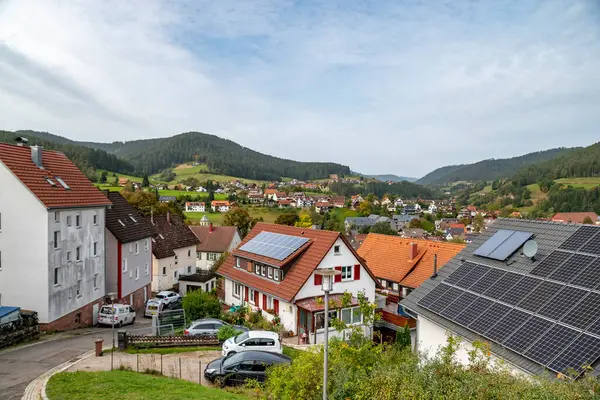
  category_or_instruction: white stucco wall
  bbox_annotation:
[121,238,152,298]
[195,230,242,271]
[152,244,196,292]
[0,162,50,321]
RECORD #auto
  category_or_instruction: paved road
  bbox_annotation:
[0,323,151,400]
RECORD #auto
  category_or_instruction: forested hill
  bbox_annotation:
[329,181,434,199]
[417,147,577,185]
[0,130,134,175]
[365,174,417,182]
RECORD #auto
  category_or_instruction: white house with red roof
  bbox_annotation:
[0,140,112,331]
[217,223,379,344]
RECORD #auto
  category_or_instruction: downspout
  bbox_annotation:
[117,242,122,300]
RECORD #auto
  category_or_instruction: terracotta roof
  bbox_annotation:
[264,189,277,195]
[331,196,346,205]
[218,223,379,302]
[146,214,199,259]
[105,192,155,244]
[449,223,466,233]
[211,200,230,206]
[315,201,332,207]
[189,225,239,253]
[278,199,292,204]
[0,143,112,209]
[358,234,465,289]
[551,212,599,224]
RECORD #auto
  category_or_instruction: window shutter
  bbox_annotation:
[273,299,279,314]
[314,273,322,286]
[335,266,342,283]
[245,287,249,302]
[246,260,252,272]
[263,294,267,311]
[255,291,259,305]
[354,264,360,280]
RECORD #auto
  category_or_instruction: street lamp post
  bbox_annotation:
[315,268,341,400]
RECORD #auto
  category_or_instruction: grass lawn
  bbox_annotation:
[282,346,304,359]
[123,346,222,355]
[158,189,228,199]
[152,163,271,185]
[46,371,245,400]
[555,177,600,189]
[185,212,226,225]
[329,207,359,224]
[95,184,123,192]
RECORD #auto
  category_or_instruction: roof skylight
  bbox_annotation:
[54,176,70,190]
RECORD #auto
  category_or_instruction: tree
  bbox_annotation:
[472,214,484,233]
[369,221,398,236]
[223,207,256,237]
[210,252,229,273]
[274,212,299,226]
[395,323,411,349]
[358,201,372,216]
[294,215,313,228]
[207,191,215,204]
[408,218,422,229]
[583,216,594,224]
[113,175,119,186]
[142,173,150,188]
[459,217,472,226]
[99,170,108,183]
[182,290,221,321]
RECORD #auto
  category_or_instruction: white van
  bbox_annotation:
[144,299,165,317]
[97,304,136,327]
[222,330,282,357]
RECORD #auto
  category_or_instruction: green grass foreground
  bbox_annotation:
[46,371,246,400]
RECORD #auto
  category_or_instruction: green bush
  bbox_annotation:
[182,290,222,322]
[217,325,242,341]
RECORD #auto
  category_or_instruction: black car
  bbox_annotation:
[204,351,291,386]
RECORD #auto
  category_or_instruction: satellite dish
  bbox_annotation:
[523,240,538,259]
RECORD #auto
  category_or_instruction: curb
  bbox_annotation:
[21,347,110,400]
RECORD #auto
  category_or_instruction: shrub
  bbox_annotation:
[217,325,242,341]
[248,310,263,324]
[182,290,222,321]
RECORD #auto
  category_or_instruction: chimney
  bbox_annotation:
[31,145,43,169]
[102,189,109,197]
[409,242,418,260]
[209,222,213,233]
[166,210,171,224]
[432,253,438,278]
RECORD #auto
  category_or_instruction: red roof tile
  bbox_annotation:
[218,223,379,302]
[189,225,239,253]
[551,212,599,224]
[0,143,112,209]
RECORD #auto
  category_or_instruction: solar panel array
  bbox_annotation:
[239,232,309,261]
[473,229,533,261]
[418,224,600,378]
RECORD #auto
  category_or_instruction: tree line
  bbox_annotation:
[329,181,435,199]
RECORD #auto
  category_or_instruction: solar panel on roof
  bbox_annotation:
[503,316,553,354]
[584,316,600,337]
[473,229,533,261]
[571,258,600,289]
[455,264,491,289]
[524,324,579,366]
[453,297,494,327]
[559,226,599,251]
[580,232,600,256]
[468,268,506,294]
[418,283,451,308]
[548,253,596,284]
[444,262,476,285]
[239,231,309,261]
[517,281,563,313]
[440,292,479,319]
[483,272,522,299]
[429,286,464,314]
[499,276,542,306]
[530,251,571,278]
[538,286,588,321]
[485,309,531,342]
[548,334,600,377]
[561,292,600,330]
[468,302,511,334]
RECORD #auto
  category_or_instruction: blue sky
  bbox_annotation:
[0,0,599,178]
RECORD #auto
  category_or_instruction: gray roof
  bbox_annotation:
[345,217,375,228]
[401,218,595,376]
[393,214,414,223]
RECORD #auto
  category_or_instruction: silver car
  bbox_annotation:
[184,318,248,337]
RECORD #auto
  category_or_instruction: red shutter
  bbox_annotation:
[254,290,259,305]
[273,299,279,314]
[314,273,322,286]
[244,287,249,302]
[263,294,267,311]
[335,266,342,283]
[354,264,360,280]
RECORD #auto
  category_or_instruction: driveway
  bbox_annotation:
[0,322,152,400]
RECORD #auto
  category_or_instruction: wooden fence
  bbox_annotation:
[123,334,220,348]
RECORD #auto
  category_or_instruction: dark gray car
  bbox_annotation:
[184,318,248,337]
[204,351,291,386]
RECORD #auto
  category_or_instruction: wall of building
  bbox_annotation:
[180,278,216,295]
[152,244,196,292]
[121,238,152,298]
[114,284,150,312]
[0,162,50,322]
[105,230,119,297]
[47,207,106,323]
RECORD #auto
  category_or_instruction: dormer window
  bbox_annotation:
[236,257,241,268]
[274,269,280,282]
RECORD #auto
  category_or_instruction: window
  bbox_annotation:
[53,231,60,249]
[66,216,72,226]
[208,253,219,261]
[198,252,203,260]
[135,267,139,280]
[188,249,191,257]
[75,213,81,228]
[145,263,149,275]
[267,295,273,309]
[55,176,70,190]
[54,267,60,286]
[135,242,139,255]
[381,279,387,287]
[392,283,399,291]
[54,211,59,223]
[144,239,149,251]
[187,266,192,274]
[76,280,82,297]
[341,266,352,280]
[122,258,127,272]
[129,243,133,253]
[93,213,98,225]
[352,308,362,324]
[175,255,178,264]
[174,270,178,279]
[274,269,280,282]
[334,245,341,255]
[315,311,338,330]
[93,242,98,256]
[93,273,99,290]
[249,289,256,304]
[76,246,81,261]
[118,219,125,227]
[129,214,137,223]
[261,265,267,277]
[234,283,241,298]
[255,264,260,274]
[67,251,71,262]
[268,267,273,279]
[235,257,240,268]
[162,266,166,276]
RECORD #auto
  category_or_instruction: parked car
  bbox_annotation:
[184,318,248,337]
[221,330,281,357]
[144,299,165,318]
[204,351,291,386]
[164,298,182,311]
[97,304,136,327]
[155,291,180,305]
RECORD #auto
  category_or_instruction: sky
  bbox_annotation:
[0,0,599,178]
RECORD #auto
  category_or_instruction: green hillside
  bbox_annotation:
[365,174,417,182]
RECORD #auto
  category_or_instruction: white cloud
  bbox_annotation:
[0,0,599,177]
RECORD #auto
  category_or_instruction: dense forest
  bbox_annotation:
[329,180,434,199]
[0,131,135,176]
[364,174,417,182]
[417,147,577,185]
